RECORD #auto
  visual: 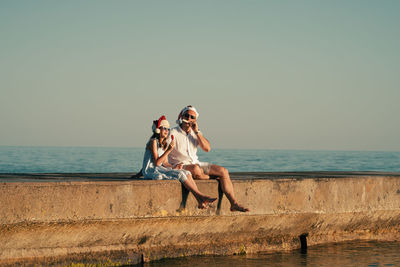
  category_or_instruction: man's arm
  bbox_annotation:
[196,132,211,152]
[192,122,211,152]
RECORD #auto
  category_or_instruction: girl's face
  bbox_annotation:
[159,127,169,138]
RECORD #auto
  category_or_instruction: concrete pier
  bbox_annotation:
[1,172,400,266]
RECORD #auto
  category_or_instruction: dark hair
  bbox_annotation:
[147,133,168,151]
[150,132,159,140]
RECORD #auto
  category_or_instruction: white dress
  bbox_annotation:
[142,139,190,183]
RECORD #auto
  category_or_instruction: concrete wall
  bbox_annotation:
[1,173,400,265]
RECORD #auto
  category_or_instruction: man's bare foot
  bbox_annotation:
[198,196,217,209]
[230,203,250,212]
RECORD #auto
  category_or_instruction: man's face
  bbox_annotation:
[183,110,197,125]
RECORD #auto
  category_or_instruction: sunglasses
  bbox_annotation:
[159,127,169,131]
[183,113,196,120]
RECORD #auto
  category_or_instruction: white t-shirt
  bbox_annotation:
[168,126,200,166]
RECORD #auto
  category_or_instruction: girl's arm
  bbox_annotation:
[150,139,174,166]
[163,162,173,168]
[161,141,178,167]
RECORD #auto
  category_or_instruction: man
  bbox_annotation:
[169,105,249,212]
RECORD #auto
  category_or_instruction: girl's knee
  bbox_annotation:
[192,165,204,179]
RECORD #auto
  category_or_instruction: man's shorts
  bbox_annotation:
[198,162,212,175]
[183,162,212,175]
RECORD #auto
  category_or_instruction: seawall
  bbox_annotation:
[1,172,400,266]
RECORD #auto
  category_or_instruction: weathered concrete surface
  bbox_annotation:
[1,172,400,266]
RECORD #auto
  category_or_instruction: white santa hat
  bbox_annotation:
[176,105,199,124]
[152,115,170,134]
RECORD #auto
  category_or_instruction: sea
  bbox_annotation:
[144,241,400,267]
[1,146,400,266]
[1,146,400,173]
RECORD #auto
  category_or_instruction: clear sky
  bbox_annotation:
[1,1,399,151]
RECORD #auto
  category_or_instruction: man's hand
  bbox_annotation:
[192,121,210,152]
[191,121,199,133]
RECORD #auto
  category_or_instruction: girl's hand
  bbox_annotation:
[167,140,175,151]
[174,163,183,170]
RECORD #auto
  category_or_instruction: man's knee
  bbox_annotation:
[211,165,229,178]
[221,166,229,177]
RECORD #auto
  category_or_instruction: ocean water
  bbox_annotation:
[0,146,399,173]
[144,241,400,267]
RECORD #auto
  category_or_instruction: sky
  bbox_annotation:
[1,1,399,151]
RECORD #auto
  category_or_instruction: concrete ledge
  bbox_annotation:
[1,172,400,265]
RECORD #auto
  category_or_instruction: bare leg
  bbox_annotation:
[208,165,249,212]
[182,173,216,209]
[183,164,210,180]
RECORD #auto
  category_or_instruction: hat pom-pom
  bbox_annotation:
[155,128,160,134]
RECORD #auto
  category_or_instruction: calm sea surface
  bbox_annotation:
[1,146,400,173]
[144,241,400,267]
[1,146,400,266]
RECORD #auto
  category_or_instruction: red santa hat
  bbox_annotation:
[152,115,170,134]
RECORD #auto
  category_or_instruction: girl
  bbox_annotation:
[142,115,217,209]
